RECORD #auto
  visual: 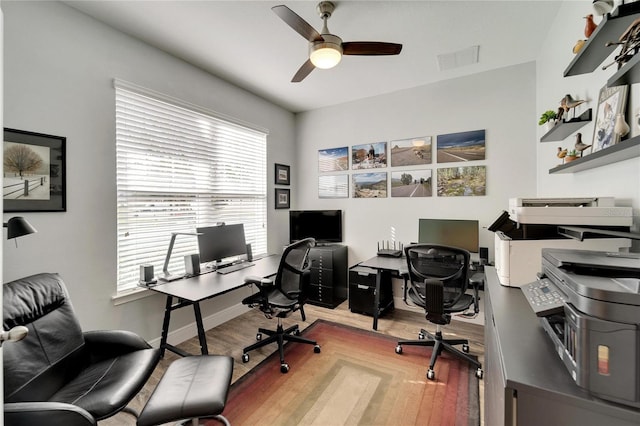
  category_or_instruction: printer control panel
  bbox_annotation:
[521,277,566,317]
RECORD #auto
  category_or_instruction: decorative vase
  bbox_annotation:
[565,155,579,163]
[614,112,630,138]
[543,120,555,133]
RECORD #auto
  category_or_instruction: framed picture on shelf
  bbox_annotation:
[275,163,290,185]
[275,188,290,209]
[592,84,628,154]
[3,128,67,212]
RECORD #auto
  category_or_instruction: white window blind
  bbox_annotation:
[115,80,267,294]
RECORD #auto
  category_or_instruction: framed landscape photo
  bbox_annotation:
[592,85,628,153]
[351,142,387,170]
[275,163,290,185]
[319,174,349,198]
[390,136,432,166]
[275,188,290,209]
[318,146,348,172]
[436,129,485,163]
[3,128,66,212]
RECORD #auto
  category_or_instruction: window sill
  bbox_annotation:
[112,285,159,305]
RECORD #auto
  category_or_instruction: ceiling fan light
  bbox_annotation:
[310,42,342,69]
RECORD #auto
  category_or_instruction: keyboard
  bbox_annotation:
[216,262,255,275]
[520,277,566,317]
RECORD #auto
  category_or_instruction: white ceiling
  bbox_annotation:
[63,0,563,113]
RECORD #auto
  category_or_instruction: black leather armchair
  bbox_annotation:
[240,238,321,373]
[3,273,160,426]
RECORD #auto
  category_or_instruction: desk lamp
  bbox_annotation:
[160,232,202,282]
[3,216,37,246]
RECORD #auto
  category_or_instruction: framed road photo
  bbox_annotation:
[436,129,485,163]
[3,128,67,212]
[275,163,290,185]
[275,188,290,209]
[592,85,628,153]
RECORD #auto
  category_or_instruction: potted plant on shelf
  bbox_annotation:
[565,149,579,162]
[539,110,558,133]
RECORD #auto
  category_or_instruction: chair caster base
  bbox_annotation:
[427,369,435,380]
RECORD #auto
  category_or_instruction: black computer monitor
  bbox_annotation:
[418,219,479,253]
[196,223,247,264]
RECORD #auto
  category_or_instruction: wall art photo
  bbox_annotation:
[3,128,66,212]
[390,136,432,166]
[275,188,290,209]
[352,172,387,198]
[437,166,486,197]
[391,169,432,197]
[318,146,349,172]
[592,84,628,153]
[351,142,387,169]
[436,129,486,163]
[275,163,290,185]
[319,174,349,198]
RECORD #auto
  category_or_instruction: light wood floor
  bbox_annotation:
[101,300,485,425]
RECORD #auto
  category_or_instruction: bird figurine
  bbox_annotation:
[574,133,591,157]
[560,94,586,119]
[557,106,565,122]
[585,14,598,38]
[573,39,587,54]
[557,146,568,163]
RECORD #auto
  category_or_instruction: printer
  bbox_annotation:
[522,248,640,409]
[492,197,632,287]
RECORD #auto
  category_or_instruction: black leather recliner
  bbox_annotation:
[3,273,161,426]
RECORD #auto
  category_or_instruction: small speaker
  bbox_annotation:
[184,253,201,276]
[246,243,253,262]
[139,264,154,283]
[479,247,489,264]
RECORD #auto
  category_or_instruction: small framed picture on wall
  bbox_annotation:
[275,163,290,185]
[275,188,290,209]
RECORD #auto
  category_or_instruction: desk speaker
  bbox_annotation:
[184,253,200,276]
[246,243,253,262]
[140,264,154,282]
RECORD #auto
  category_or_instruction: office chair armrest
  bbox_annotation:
[5,402,97,426]
[244,275,273,288]
[83,330,156,363]
[469,272,484,314]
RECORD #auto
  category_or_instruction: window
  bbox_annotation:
[114,80,267,294]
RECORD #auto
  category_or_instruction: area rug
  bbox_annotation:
[219,319,480,426]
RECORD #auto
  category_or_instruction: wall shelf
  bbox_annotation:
[549,136,640,173]
[540,109,592,142]
[607,52,640,86]
[564,2,640,77]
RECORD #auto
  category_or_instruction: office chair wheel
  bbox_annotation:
[462,343,469,353]
[293,329,301,336]
[395,345,403,354]
[256,333,262,341]
[280,363,290,374]
[418,332,425,340]
[242,353,250,363]
[426,369,435,380]
[314,344,321,353]
[476,368,483,379]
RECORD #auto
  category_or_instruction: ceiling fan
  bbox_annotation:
[272,1,403,82]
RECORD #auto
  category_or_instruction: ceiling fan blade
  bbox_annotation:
[272,5,323,42]
[291,59,316,83]
[342,42,403,56]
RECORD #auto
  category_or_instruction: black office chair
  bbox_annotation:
[241,238,321,373]
[3,273,160,426]
[395,244,483,381]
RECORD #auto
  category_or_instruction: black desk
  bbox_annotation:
[358,256,407,330]
[143,254,281,357]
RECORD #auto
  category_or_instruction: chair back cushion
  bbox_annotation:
[277,238,314,297]
[405,244,470,311]
[3,273,85,402]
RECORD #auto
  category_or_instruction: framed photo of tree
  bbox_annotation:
[3,128,67,212]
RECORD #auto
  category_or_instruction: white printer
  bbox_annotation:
[492,197,632,287]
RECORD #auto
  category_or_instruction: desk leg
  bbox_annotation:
[373,270,381,330]
[193,302,209,355]
[160,296,173,358]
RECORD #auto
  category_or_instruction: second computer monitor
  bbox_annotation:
[197,223,247,264]
[418,218,479,253]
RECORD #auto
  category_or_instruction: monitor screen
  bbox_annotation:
[196,223,247,263]
[418,219,479,253]
[289,210,343,244]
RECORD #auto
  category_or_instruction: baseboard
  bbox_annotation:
[148,302,251,348]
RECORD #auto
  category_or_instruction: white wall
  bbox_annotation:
[536,1,640,231]
[295,62,538,266]
[2,1,296,340]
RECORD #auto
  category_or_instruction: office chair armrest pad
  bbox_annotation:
[244,275,273,287]
[83,330,154,362]
[4,402,96,426]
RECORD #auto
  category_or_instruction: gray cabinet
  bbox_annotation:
[484,267,640,425]
[307,244,347,308]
